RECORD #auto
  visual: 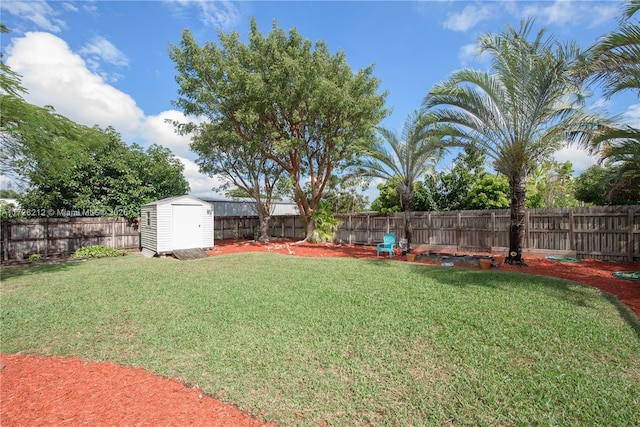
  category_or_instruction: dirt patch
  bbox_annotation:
[2,238,638,426]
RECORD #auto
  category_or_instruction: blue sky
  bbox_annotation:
[1,0,636,201]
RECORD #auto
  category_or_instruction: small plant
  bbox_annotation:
[310,202,339,243]
[28,253,43,262]
[71,245,127,259]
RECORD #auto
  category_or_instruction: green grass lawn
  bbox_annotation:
[1,253,639,426]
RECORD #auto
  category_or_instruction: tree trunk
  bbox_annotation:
[401,189,413,253]
[404,208,412,253]
[304,216,315,242]
[256,202,271,243]
[507,173,528,266]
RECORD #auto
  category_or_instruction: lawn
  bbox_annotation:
[1,253,639,426]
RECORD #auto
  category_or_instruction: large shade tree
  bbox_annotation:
[169,19,387,241]
[424,20,597,265]
[359,111,445,251]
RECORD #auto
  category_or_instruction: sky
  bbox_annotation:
[1,0,638,202]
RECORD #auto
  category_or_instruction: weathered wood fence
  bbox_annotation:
[1,217,139,262]
[335,206,640,262]
[2,206,638,262]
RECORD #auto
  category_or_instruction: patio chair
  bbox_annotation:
[376,233,396,258]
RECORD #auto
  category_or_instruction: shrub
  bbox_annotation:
[28,253,43,262]
[310,202,339,243]
[71,245,127,259]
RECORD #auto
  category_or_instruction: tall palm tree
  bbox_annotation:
[359,111,445,251]
[424,19,598,265]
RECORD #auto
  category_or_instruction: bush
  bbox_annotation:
[310,202,339,243]
[71,245,127,259]
[28,253,42,262]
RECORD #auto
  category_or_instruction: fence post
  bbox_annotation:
[491,211,497,248]
[44,217,49,259]
[2,221,8,261]
[628,208,634,262]
[569,209,574,251]
[456,211,461,251]
[112,217,117,249]
[525,211,530,250]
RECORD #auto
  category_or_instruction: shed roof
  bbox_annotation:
[142,195,211,207]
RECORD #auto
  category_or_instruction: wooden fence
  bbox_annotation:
[2,206,638,262]
[1,217,139,262]
[335,206,640,262]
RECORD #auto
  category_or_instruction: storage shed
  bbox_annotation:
[140,195,213,255]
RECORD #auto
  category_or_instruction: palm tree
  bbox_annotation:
[423,20,598,265]
[582,0,640,98]
[359,111,445,251]
[580,0,640,203]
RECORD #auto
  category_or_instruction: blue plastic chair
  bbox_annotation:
[376,233,396,258]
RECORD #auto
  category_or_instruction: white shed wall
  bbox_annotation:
[141,195,213,254]
[156,202,173,253]
[140,205,158,252]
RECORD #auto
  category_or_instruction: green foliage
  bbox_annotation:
[318,175,369,214]
[465,174,510,209]
[28,253,42,262]
[310,202,340,243]
[432,146,487,211]
[169,18,387,240]
[411,180,438,212]
[0,200,20,219]
[370,176,402,212]
[18,127,189,218]
[70,245,127,259]
[575,164,640,205]
[526,160,579,208]
[0,189,19,198]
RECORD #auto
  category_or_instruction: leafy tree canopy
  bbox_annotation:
[169,18,387,241]
[18,126,189,219]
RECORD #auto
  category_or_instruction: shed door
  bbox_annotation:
[172,204,202,250]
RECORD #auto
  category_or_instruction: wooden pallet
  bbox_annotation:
[172,248,210,260]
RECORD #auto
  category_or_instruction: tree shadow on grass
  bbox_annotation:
[0,258,87,282]
[409,264,640,340]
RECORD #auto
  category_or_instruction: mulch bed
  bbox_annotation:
[2,239,638,426]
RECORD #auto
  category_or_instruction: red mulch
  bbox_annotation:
[2,239,638,426]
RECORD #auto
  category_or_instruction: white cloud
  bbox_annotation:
[5,31,216,195]
[516,0,618,29]
[459,43,479,65]
[7,32,143,135]
[520,0,574,26]
[179,156,227,197]
[0,1,65,33]
[163,0,241,28]
[140,110,205,158]
[622,104,640,128]
[553,146,598,174]
[78,35,129,82]
[79,35,129,67]
[443,4,493,32]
